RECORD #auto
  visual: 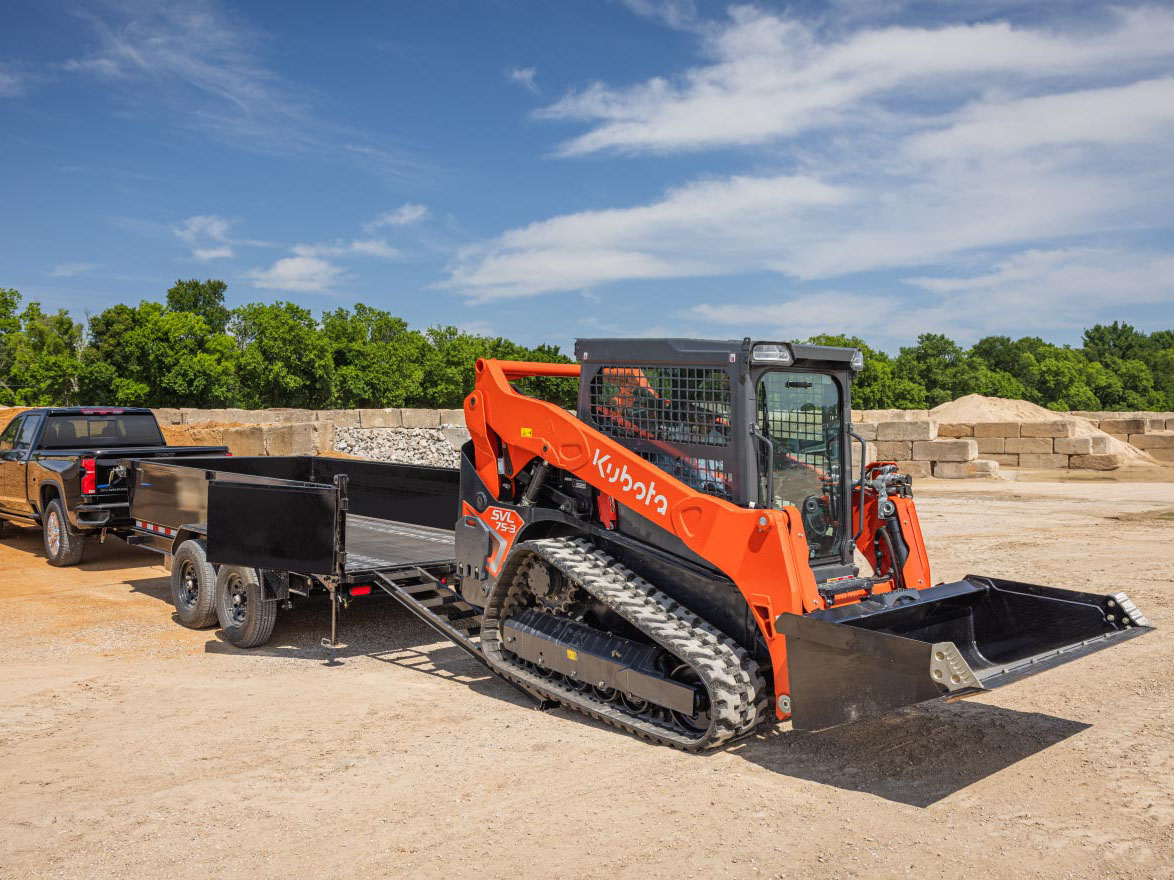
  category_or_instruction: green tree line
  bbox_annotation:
[0,280,576,409]
[1,280,1170,412]
[810,326,1174,411]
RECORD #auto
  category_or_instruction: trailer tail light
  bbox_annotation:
[81,458,97,495]
[349,585,372,597]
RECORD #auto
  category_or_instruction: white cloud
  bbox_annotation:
[507,66,539,93]
[247,256,344,292]
[60,1,417,177]
[293,238,400,260]
[907,77,1174,159]
[365,203,429,232]
[443,174,847,298]
[900,248,1174,332]
[689,248,1174,346]
[621,0,700,32]
[691,292,904,339]
[445,6,1174,310]
[172,214,236,260]
[540,6,1174,156]
[0,65,26,97]
[51,262,101,278]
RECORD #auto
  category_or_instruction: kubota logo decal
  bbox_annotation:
[593,448,668,517]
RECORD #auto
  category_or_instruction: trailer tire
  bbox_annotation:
[215,566,277,648]
[170,540,219,628]
[43,499,84,567]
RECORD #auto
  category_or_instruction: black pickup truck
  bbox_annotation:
[0,407,226,566]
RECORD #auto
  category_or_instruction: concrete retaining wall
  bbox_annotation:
[156,405,1174,477]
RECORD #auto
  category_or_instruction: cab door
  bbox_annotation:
[0,415,26,513]
[7,414,42,515]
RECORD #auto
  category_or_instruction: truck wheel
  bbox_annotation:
[215,566,277,648]
[170,540,219,629]
[43,499,84,567]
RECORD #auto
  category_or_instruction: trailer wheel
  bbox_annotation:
[44,499,85,567]
[215,566,277,648]
[170,540,219,629]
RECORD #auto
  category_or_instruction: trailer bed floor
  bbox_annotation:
[344,514,455,573]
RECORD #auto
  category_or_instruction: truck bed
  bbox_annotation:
[126,454,460,579]
[345,514,454,573]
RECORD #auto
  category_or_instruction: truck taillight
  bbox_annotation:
[81,458,97,495]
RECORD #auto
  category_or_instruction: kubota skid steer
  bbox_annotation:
[451,338,1151,749]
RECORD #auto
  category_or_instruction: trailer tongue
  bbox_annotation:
[124,338,1153,749]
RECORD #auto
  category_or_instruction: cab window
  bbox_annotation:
[15,414,41,451]
[0,416,22,452]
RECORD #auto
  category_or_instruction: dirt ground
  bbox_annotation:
[1,474,1171,880]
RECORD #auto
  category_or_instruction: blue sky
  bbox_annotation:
[2,0,1173,355]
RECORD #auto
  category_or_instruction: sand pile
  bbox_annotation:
[930,394,1154,465]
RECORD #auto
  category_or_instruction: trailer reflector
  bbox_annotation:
[134,520,175,537]
[349,585,372,597]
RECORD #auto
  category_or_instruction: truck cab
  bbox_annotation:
[0,407,226,565]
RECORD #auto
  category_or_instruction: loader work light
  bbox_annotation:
[850,349,864,371]
[751,343,793,365]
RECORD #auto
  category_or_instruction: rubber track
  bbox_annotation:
[481,537,764,751]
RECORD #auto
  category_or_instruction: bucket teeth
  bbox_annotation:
[1111,592,1151,628]
[928,642,983,693]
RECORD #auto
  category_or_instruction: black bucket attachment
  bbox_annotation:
[777,577,1152,731]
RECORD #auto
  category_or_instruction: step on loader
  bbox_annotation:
[450,338,1151,747]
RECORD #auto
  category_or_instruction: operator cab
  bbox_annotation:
[575,338,864,579]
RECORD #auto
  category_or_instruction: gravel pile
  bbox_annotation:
[333,426,463,468]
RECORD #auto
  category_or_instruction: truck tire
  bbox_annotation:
[215,565,277,648]
[170,540,219,629]
[43,499,85,567]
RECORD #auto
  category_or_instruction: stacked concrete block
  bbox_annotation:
[852,422,878,441]
[400,409,443,428]
[1006,437,1052,454]
[1021,420,1075,438]
[1130,432,1174,462]
[358,409,403,428]
[913,439,978,462]
[860,409,931,422]
[1018,453,1070,469]
[934,459,1000,479]
[875,441,912,460]
[973,422,1020,439]
[936,423,973,438]
[896,460,932,478]
[220,425,266,456]
[876,420,937,441]
[1070,454,1126,470]
[317,410,360,427]
[1099,418,1148,436]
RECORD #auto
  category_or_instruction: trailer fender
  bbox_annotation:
[167,526,209,570]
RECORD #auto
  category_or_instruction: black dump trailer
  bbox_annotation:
[124,455,482,661]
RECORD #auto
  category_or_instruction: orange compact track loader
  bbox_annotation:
[445,338,1151,748]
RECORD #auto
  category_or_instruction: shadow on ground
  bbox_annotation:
[125,569,1092,803]
[3,524,161,573]
[727,699,1089,807]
